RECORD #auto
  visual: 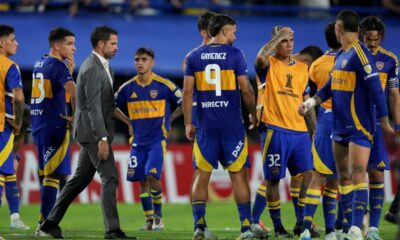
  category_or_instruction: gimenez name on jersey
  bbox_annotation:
[201,52,227,60]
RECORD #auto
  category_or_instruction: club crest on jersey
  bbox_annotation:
[364,64,372,74]
[285,74,293,89]
[341,59,348,68]
[127,169,135,177]
[376,61,384,71]
[150,90,158,99]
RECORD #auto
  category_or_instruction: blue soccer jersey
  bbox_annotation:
[316,40,388,141]
[115,73,182,147]
[30,55,73,133]
[184,43,248,130]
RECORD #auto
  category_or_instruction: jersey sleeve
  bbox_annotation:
[387,55,399,89]
[235,49,248,76]
[254,65,269,85]
[184,52,195,77]
[303,83,311,96]
[55,61,73,86]
[169,85,183,106]
[6,64,23,90]
[353,46,388,118]
[315,76,332,103]
[115,85,127,109]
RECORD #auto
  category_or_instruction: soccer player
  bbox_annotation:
[0,24,25,231]
[299,10,393,240]
[298,22,342,240]
[30,27,76,232]
[7,104,31,230]
[183,14,258,240]
[360,15,400,240]
[255,26,315,239]
[115,47,182,231]
[252,45,322,236]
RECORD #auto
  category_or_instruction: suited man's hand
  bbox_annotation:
[98,140,109,161]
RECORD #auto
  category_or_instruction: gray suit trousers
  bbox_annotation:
[47,142,120,231]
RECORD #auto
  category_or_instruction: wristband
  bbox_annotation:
[303,98,316,113]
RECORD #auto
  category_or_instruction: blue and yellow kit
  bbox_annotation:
[185,43,250,172]
[316,40,388,148]
[256,55,313,180]
[31,55,73,176]
[309,50,337,175]
[115,73,182,181]
[368,46,399,170]
[0,54,23,175]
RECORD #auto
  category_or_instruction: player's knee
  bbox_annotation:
[146,175,160,186]
[269,179,280,188]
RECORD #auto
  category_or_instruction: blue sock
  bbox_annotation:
[268,200,283,229]
[5,174,19,214]
[323,187,337,234]
[336,199,344,229]
[352,183,368,228]
[303,188,321,229]
[0,175,5,207]
[252,184,267,223]
[237,202,252,233]
[150,189,163,217]
[140,192,154,221]
[192,200,206,231]
[290,187,300,221]
[369,182,384,228]
[339,185,353,231]
[298,196,306,225]
[39,177,59,223]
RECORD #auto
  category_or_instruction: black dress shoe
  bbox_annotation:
[40,220,64,239]
[104,229,137,239]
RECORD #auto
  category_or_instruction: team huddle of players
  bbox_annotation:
[0,7,398,240]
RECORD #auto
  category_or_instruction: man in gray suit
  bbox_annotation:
[40,26,135,239]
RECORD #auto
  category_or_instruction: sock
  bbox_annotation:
[192,200,206,231]
[352,183,368,228]
[5,174,19,215]
[39,177,60,223]
[369,182,384,228]
[268,200,283,229]
[290,187,300,221]
[303,188,322,229]
[140,192,154,222]
[298,196,306,225]
[335,199,344,229]
[323,187,337,234]
[0,175,5,207]
[237,202,252,233]
[339,185,353,232]
[252,184,267,223]
[150,189,163,217]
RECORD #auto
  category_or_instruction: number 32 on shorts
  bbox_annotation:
[267,154,281,167]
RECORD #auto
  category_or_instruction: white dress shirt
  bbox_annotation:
[92,51,113,87]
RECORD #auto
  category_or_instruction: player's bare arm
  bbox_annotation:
[170,106,183,123]
[183,75,195,140]
[114,108,132,136]
[302,94,316,134]
[60,81,76,123]
[237,75,258,128]
[8,87,24,135]
[255,27,294,69]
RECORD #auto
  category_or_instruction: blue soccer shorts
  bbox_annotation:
[332,129,372,149]
[368,125,390,171]
[313,107,337,176]
[0,123,15,175]
[127,140,166,182]
[33,127,71,176]
[262,127,313,180]
[193,126,250,173]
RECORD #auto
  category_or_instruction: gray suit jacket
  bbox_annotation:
[73,53,115,143]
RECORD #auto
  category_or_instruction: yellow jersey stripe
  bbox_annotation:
[154,75,176,91]
[353,43,369,65]
[262,130,274,163]
[0,132,14,166]
[350,94,373,141]
[44,129,70,175]
[227,136,248,172]
[379,48,399,67]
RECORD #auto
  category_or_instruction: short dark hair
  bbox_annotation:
[135,47,155,59]
[90,26,118,48]
[48,27,75,47]
[360,16,385,40]
[299,45,323,62]
[336,9,360,33]
[325,22,341,50]
[197,11,216,32]
[0,24,15,38]
[208,14,237,37]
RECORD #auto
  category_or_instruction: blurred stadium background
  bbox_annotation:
[0,0,399,225]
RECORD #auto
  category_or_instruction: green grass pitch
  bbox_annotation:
[0,202,397,239]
